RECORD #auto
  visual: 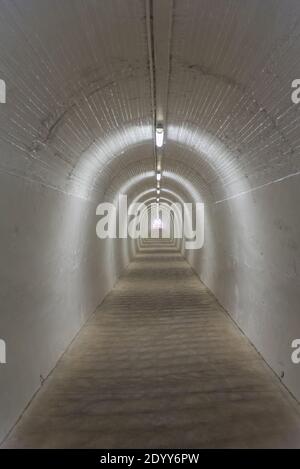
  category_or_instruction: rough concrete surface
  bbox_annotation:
[3,243,300,449]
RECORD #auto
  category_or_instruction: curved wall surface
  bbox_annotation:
[0,0,300,441]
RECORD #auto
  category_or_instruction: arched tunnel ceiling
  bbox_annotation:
[103,157,211,204]
[0,0,300,203]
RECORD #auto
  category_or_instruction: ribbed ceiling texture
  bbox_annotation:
[1,0,299,204]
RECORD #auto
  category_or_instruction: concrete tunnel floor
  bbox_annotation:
[2,241,300,449]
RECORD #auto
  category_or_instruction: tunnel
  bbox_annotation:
[0,0,300,450]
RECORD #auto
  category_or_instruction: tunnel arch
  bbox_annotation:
[1,0,300,444]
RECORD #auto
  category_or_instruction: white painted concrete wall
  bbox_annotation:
[0,0,299,445]
[186,176,300,402]
[0,172,131,442]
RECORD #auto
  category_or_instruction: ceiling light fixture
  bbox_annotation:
[156,125,164,148]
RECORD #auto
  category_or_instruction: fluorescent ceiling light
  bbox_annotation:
[157,189,160,194]
[156,173,161,182]
[156,126,164,148]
